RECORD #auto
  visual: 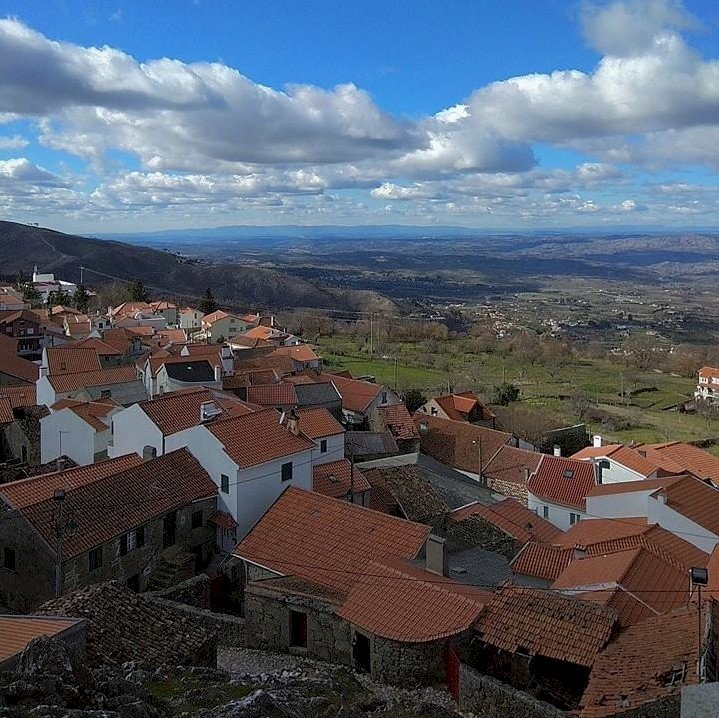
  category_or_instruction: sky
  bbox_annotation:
[2,0,719,233]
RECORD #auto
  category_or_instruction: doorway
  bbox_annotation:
[162,511,177,548]
[353,631,371,673]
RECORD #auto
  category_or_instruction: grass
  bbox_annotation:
[315,335,716,445]
[147,679,255,715]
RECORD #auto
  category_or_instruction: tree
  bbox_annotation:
[127,279,149,302]
[623,333,654,370]
[198,287,218,315]
[492,382,521,406]
[73,285,91,313]
[403,389,427,413]
[21,283,42,308]
[45,290,68,308]
[696,397,719,429]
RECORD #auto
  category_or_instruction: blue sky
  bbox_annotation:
[1,0,719,232]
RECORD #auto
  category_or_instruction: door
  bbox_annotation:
[446,645,460,701]
[162,511,177,548]
[353,632,371,673]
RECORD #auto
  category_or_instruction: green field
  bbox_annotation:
[317,336,717,446]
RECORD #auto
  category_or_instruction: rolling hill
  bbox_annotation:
[0,221,394,312]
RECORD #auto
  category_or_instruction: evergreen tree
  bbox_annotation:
[21,283,42,308]
[198,287,218,315]
[73,285,91,313]
[127,279,149,302]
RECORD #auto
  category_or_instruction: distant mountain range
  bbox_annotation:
[0,221,394,312]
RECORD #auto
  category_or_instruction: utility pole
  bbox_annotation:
[369,315,373,356]
[393,357,398,392]
[473,437,484,486]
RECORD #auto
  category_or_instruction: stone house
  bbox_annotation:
[368,403,420,454]
[0,333,40,386]
[0,449,217,612]
[234,487,494,687]
[417,391,497,428]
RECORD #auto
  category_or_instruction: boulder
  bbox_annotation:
[17,636,75,682]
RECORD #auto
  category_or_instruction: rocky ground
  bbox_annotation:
[1,638,471,718]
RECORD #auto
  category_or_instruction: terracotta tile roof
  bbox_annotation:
[295,407,344,439]
[0,333,39,383]
[552,547,689,615]
[70,337,123,356]
[452,498,562,545]
[16,449,216,559]
[482,444,542,489]
[201,310,230,325]
[571,443,686,478]
[576,586,658,627]
[268,345,320,363]
[698,366,719,379]
[234,486,431,593]
[376,403,420,440]
[413,413,512,475]
[210,509,237,531]
[527,455,597,510]
[207,409,315,468]
[155,328,187,344]
[647,441,719,483]
[52,398,120,432]
[337,558,487,642]
[312,459,371,499]
[433,391,496,422]
[572,444,625,461]
[241,325,285,341]
[0,616,83,663]
[47,366,139,392]
[475,585,617,667]
[510,542,575,580]
[0,384,37,408]
[659,474,719,536]
[360,465,448,523]
[580,604,702,717]
[364,468,401,515]
[124,326,155,338]
[0,454,143,509]
[0,396,14,424]
[45,347,102,375]
[586,475,683,497]
[110,301,155,318]
[139,387,255,436]
[246,382,298,407]
[555,518,649,547]
[319,372,382,413]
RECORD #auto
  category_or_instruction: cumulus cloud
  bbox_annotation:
[0,157,67,185]
[0,134,28,149]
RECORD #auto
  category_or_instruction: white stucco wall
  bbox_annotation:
[597,459,648,484]
[310,433,345,466]
[647,497,719,553]
[586,490,656,520]
[108,405,163,459]
[527,491,584,531]
[36,375,57,408]
[41,410,95,466]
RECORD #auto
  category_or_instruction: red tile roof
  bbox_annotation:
[576,586,658,628]
[586,475,683,497]
[47,366,139,392]
[268,345,320,363]
[451,498,562,545]
[207,409,315,468]
[52,398,120,431]
[659,474,719,536]
[319,372,382,413]
[46,347,102,375]
[0,333,39,383]
[646,441,719,483]
[11,450,215,559]
[70,337,123,356]
[0,616,84,663]
[210,510,237,531]
[201,310,230,325]
[432,391,496,422]
[376,403,420,440]
[510,542,575,581]
[0,397,14,424]
[337,558,487,642]
[0,384,37,408]
[527,455,597,510]
[483,444,543,489]
[554,518,649,547]
[0,454,143,509]
[234,487,431,593]
[312,459,371,499]
[552,547,689,616]
[698,366,719,379]
[139,387,255,436]
[571,443,687,478]
[413,413,512,475]
[580,604,703,716]
[475,585,617,667]
[295,407,344,439]
[246,382,298,407]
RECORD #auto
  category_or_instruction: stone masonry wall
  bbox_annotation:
[371,636,446,687]
[444,514,519,560]
[608,696,680,718]
[244,586,352,666]
[150,574,211,608]
[458,663,565,718]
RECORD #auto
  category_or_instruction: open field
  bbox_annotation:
[317,336,719,446]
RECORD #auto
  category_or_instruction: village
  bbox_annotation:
[2,271,719,718]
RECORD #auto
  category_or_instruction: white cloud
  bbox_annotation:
[0,134,28,149]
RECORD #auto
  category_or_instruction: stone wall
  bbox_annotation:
[606,696,680,718]
[150,574,211,608]
[486,477,528,506]
[458,663,565,718]
[244,585,351,666]
[371,636,446,687]
[444,514,519,560]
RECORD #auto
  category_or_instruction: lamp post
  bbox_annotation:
[690,566,709,680]
[472,437,483,486]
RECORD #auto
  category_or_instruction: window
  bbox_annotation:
[570,513,581,525]
[543,506,549,519]
[381,392,387,404]
[221,474,230,493]
[89,546,103,572]
[289,610,308,648]
[320,439,327,454]
[136,526,145,548]
[191,510,203,529]
[100,389,111,399]
[563,469,574,479]
[3,547,16,572]
[430,407,438,415]
[281,461,293,482]
[120,534,128,556]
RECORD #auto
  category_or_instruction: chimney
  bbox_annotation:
[573,547,587,560]
[553,445,561,457]
[656,489,668,505]
[214,364,222,382]
[523,467,530,483]
[593,434,603,448]
[200,401,222,422]
[286,409,300,436]
[426,535,447,576]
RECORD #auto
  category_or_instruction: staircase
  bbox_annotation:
[145,550,195,591]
